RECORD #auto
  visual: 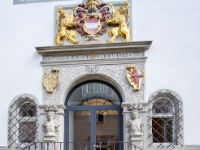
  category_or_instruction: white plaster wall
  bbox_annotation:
[0,0,82,146]
[0,0,200,146]
[131,0,200,145]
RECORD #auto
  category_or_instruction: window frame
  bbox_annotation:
[17,102,37,144]
[65,80,124,148]
[148,89,184,148]
[8,94,39,149]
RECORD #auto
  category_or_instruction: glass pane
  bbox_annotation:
[68,82,120,106]
[152,118,173,143]
[152,99,173,114]
[96,110,118,150]
[69,111,90,150]
[19,122,36,143]
[19,102,36,117]
[82,99,113,106]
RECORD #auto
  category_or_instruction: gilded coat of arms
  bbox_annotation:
[42,68,60,93]
[126,65,145,91]
[55,0,131,45]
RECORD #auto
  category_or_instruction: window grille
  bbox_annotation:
[19,122,37,143]
[8,96,39,149]
[148,91,183,148]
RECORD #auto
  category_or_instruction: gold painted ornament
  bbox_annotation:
[42,68,60,93]
[126,65,145,91]
[55,7,79,45]
[54,1,132,45]
[105,2,131,43]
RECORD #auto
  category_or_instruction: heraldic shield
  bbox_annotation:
[126,65,145,91]
[42,68,60,93]
[83,14,102,35]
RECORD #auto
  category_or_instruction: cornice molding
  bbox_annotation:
[36,41,152,56]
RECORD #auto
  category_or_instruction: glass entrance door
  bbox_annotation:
[95,110,119,150]
[68,109,120,150]
[65,81,123,150]
[68,110,91,150]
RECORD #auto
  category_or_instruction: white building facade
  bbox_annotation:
[0,0,200,150]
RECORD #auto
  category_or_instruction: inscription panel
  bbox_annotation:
[43,52,144,62]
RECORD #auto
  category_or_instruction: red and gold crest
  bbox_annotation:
[83,14,101,35]
[55,0,131,45]
[126,65,145,91]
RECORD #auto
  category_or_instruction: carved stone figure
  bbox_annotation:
[43,107,60,142]
[43,112,59,136]
[126,110,143,136]
[105,2,131,43]
[126,109,144,149]
[55,7,79,45]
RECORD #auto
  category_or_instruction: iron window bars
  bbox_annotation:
[8,96,39,149]
[148,91,183,148]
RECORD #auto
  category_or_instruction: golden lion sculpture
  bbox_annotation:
[55,7,79,45]
[105,2,131,43]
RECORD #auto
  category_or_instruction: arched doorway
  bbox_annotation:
[64,80,123,150]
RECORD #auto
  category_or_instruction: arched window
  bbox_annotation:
[148,90,184,148]
[8,94,38,149]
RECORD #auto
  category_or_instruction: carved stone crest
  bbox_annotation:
[55,0,131,45]
[42,68,60,93]
[126,65,145,91]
